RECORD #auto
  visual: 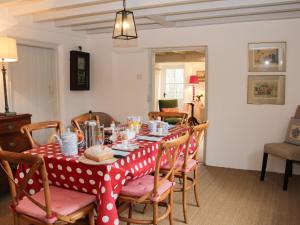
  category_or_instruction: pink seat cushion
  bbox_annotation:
[161,157,198,173]
[121,175,172,201]
[16,186,96,224]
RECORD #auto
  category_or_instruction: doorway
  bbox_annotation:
[150,47,208,163]
[9,44,59,144]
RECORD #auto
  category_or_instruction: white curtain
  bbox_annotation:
[9,44,58,144]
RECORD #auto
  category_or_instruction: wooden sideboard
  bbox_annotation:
[0,113,32,195]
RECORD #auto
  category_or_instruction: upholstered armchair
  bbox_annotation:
[260,106,300,190]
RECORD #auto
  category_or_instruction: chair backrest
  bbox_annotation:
[183,122,209,169]
[148,111,188,125]
[92,112,117,127]
[21,121,63,148]
[153,132,190,199]
[135,132,190,202]
[295,105,300,119]
[158,99,178,112]
[0,148,53,219]
[71,112,100,130]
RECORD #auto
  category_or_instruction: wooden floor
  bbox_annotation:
[1,166,300,225]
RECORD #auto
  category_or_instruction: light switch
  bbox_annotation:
[136,74,143,80]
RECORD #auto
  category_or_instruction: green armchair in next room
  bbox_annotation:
[158,99,182,125]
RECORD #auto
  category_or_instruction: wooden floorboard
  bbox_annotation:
[0,166,299,225]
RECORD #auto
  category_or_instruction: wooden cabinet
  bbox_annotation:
[0,113,32,195]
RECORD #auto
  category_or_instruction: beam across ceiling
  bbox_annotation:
[53,0,300,27]
[11,0,119,16]
[33,0,212,22]
[72,18,154,31]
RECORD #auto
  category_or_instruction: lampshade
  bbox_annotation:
[113,0,137,40]
[0,37,18,62]
[189,75,199,85]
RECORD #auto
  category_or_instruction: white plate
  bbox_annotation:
[78,155,118,165]
[112,143,139,151]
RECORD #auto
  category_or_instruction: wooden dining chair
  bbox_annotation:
[161,122,208,223]
[71,111,100,130]
[0,148,96,225]
[148,111,188,125]
[118,132,190,225]
[20,121,63,148]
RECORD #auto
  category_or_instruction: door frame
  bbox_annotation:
[149,46,209,164]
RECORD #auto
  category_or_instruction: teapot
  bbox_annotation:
[55,128,78,156]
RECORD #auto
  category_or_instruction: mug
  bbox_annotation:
[148,121,157,133]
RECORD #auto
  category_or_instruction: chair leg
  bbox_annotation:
[88,210,95,225]
[283,160,292,191]
[182,174,188,224]
[153,202,158,225]
[13,213,19,225]
[289,161,293,177]
[169,188,174,225]
[194,168,200,207]
[127,204,133,225]
[260,153,268,181]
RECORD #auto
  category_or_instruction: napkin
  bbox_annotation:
[84,145,114,162]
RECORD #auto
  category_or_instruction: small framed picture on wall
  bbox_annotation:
[248,42,286,72]
[70,50,90,90]
[247,75,285,105]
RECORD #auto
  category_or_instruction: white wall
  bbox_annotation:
[0,10,88,125]
[87,18,300,173]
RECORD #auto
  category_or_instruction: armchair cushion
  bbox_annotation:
[264,142,300,161]
[285,118,300,146]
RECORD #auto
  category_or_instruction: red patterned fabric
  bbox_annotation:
[15,126,195,225]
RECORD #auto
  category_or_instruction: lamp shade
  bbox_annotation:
[0,37,18,62]
[189,75,199,85]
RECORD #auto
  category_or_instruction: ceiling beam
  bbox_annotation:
[86,24,163,34]
[86,10,300,35]
[167,2,300,21]
[72,18,154,31]
[33,0,210,22]
[175,10,300,27]
[147,15,175,27]
[10,0,119,16]
[53,0,299,27]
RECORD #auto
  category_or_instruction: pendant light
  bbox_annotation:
[112,0,138,40]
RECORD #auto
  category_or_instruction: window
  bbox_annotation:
[165,68,184,99]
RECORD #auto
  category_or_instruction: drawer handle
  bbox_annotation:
[7,124,15,131]
[8,142,16,147]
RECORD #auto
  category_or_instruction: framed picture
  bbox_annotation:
[196,70,205,82]
[248,42,286,72]
[70,50,90,90]
[247,75,285,105]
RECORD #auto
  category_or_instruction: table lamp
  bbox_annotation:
[189,75,199,101]
[0,37,18,116]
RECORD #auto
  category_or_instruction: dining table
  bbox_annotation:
[15,125,196,225]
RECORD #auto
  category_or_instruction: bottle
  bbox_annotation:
[110,120,115,133]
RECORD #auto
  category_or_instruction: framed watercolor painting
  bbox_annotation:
[247,75,285,105]
[248,42,286,72]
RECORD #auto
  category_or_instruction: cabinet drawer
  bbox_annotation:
[0,134,31,152]
[0,119,31,135]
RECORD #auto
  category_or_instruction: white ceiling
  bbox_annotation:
[4,0,300,35]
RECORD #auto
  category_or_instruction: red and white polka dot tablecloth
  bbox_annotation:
[15,126,195,225]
